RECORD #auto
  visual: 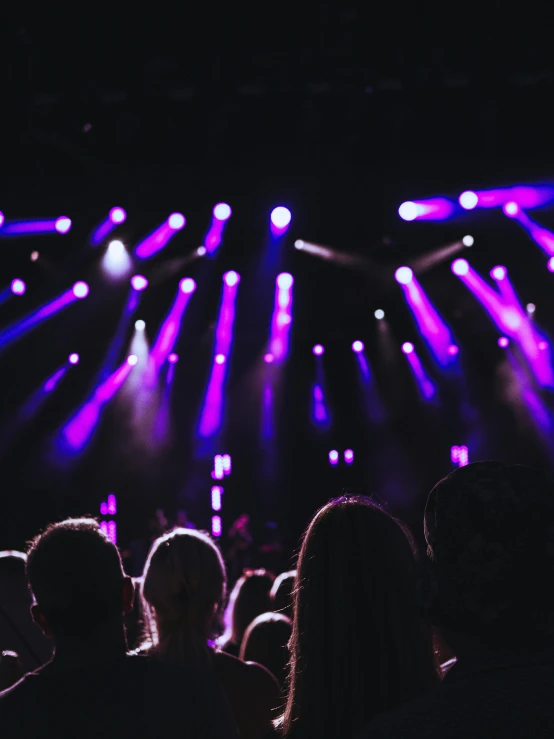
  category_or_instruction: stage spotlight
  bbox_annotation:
[213,203,232,221]
[503,201,520,217]
[447,344,459,356]
[108,239,125,256]
[109,207,126,224]
[264,353,274,363]
[294,240,304,249]
[55,216,72,234]
[131,275,148,291]
[168,353,179,363]
[452,258,469,276]
[344,449,354,464]
[395,266,413,285]
[374,309,385,320]
[498,337,509,348]
[197,246,207,256]
[398,202,418,221]
[0,212,3,227]
[526,303,536,314]
[72,281,89,299]
[127,354,138,366]
[491,265,507,281]
[277,272,293,290]
[271,207,292,229]
[223,270,240,287]
[68,353,80,365]
[313,344,324,356]
[30,251,40,261]
[168,213,186,230]
[135,319,146,331]
[180,277,196,294]
[459,191,478,210]
[402,342,414,354]
[352,341,364,353]
[329,450,339,466]
[10,279,26,295]
[548,257,554,273]
[215,353,226,365]
[538,340,548,350]
[462,235,474,247]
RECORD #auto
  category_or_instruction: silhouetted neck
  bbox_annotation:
[51,621,128,667]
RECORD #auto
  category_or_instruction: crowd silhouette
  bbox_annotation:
[2,461,554,738]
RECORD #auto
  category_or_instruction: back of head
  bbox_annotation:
[283,496,437,739]
[26,519,126,640]
[270,571,296,619]
[142,528,226,668]
[227,569,275,646]
[240,611,292,687]
[423,461,554,651]
[0,552,27,602]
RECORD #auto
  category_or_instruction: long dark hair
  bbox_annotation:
[281,496,439,739]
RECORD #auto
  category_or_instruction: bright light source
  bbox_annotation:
[313,344,324,356]
[168,213,186,230]
[264,353,274,363]
[526,303,536,314]
[498,337,509,348]
[127,354,138,366]
[452,258,470,276]
[538,340,548,351]
[223,270,240,287]
[197,246,207,256]
[459,191,478,210]
[491,265,507,281]
[398,201,418,221]
[180,277,196,294]
[168,353,179,363]
[548,257,554,273]
[108,239,125,256]
[294,240,304,249]
[109,207,126,224]
[211,486,223,512]
[55,216,72,234]
[212,515,222,537]
[10,279,26,295]
[131,275,148,291]
[213,203,232,221]
[395,266,413,284]
[277,272,293,290]
[462,235,474,247]
[447,344,459,356]
[68,353,80,365]
[402,342,414,354]
[135,319,146,331]
[30,250,40,261]
[352,341,364,353]
[503,201,520,217]
[215,353,226,365]
[374,309,385,320]
[103,239,131,278]
[329,450,339,465]
[0,212,4,227]
[271,207,292,228]
[344,449,354,464]
[73,281,89,299]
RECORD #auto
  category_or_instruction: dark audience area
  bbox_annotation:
[2,462,554,738]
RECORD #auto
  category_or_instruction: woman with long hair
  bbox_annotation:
[219,569,275,657]
[142,528,280,739]
[279,496,439,739]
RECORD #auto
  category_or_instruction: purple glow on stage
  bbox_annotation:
[312,383,330,427]
[448,344,459,356]
[329,450,339,466]
[404,347,436,400]
[459,191,478,210]
[395,266,413,285]
[0,212,3,227]
[150,280,196,370]
[211,486,223,512]
[498,337,509,348]
[0,218,73,236]
[107,521,117,544]
[91,208,127,245]
[43,367,67,394]
[62,358,133,451]
[204,206,232,254]
[100,502,108,516]
[505,206,554,256]
[452,258,469,276]
[198,272,240,440]
[400,275,455,366]
[212,515,222,538]
[73,281,89,299]
[313,344,324,356]
[55,217,72,234]
[68,353,80,365]
[491,266,507,281]
[548,257,554,273]
[355,351,388,425]
[503,201,520,217]
[106,494,117,515]
[451,445,469,467]
[213,203,232,221]
[0,286,84,351]
[168,352,178,363]
[127,354,138,366]
[222,454,232,474]
[110,208,126,224]
[398,198,454,221]
[539,340,548,350]
[264,353,274,364]
[344,449,354,464]
[10,279,26,295]
[131,275,148,291]
[352,341,364,353]
[214,455,224,480]
[269,274,294,362]
[135,215,186,259]
[271,207,292,229]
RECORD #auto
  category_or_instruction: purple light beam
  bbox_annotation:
[91,207,127,245]
[403,344,436,400]
[150,278,196,371]
[398,198,455,221]
[0,217,72,236]
[269,274,293,362]
[135,213,186,260]
[503,204,554,256]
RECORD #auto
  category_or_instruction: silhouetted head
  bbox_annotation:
[226,569,275,647]
[282,496,438,739]
[270,571,296,619]
[142,528,226,668]
[240,612,292,687]
[421,461,554,652]
[0,551,27,603]
[26,519,133,641]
